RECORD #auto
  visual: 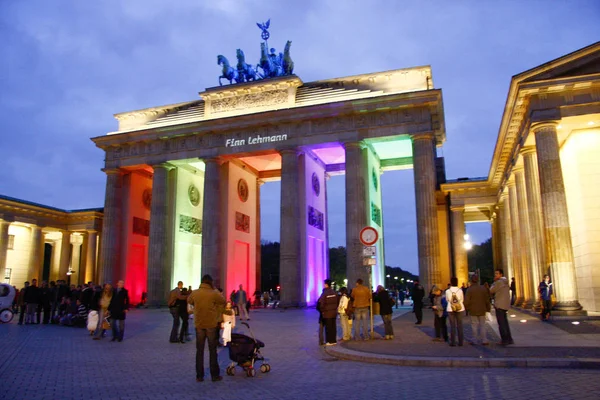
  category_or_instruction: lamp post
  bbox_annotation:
[385,274,390,289]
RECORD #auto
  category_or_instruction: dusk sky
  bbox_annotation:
[1,1,599,275]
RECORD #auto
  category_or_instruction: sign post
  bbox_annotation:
[359,227,379,339]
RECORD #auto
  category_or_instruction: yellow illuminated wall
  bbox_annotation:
[561,127,600,312]
[5,225,32,285]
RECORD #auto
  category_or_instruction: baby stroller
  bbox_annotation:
[0,283,16,323]
[225,322,271,377]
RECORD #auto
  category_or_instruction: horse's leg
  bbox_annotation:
[219,76,223,86]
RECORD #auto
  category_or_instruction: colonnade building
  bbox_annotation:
[1,42,599,313]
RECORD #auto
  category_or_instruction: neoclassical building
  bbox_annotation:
[91,67,449,307]
[3,41,598,313]
[0,195,102,287]
[443,41,600,314]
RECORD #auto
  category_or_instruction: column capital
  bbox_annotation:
[342,140,367,150]
[151,162,175,172]
[279,147,303,156]
[202,157,225,166]
[101,168,124,176]
[411,132,435,142]
[520,146,537,157]
[512,164,524,174]
[531,121,559,134]
[449,205,465,212]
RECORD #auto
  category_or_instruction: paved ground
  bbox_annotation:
[1,305,600,400]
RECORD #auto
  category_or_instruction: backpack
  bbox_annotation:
[450,290,461,312]
[345,298,355,318]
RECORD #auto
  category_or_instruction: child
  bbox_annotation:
[221,301,236,346]
[431,287,448,342]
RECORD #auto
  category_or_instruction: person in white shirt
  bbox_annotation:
[445,277,465,347]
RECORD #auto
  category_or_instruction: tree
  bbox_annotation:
[260,241,280,292]
[467,238,494,285]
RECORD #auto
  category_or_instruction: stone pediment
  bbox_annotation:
[520,41,600,83]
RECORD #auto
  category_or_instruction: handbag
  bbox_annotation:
[102,318,111,330]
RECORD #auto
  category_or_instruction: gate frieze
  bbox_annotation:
[100,104,439,168]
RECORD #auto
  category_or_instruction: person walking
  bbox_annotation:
[464,275,491,345]
[445,277,465,347]
[490,269,514,345]
[376,285,394,340]
[350,279,372,340]
[93,283,113,340]
[236,284,249,321]
[108,280,129,342]
[337,287,351,341]
[411,280,425,325]
[168,281,186,343]
[317,279,339,346]
[188,274,226,382]
[177,288,190,342]
[538,275,553,321]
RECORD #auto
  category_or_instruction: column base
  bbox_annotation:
[532,300,542,312]
[513,297,525,308]
[553,300,584,312]
[278,301,307,309]
[551,309,587,317]
[519,300,534,310]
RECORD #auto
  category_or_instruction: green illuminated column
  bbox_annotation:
[533,122,583,313]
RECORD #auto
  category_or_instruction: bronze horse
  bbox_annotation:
[217,55,239,86]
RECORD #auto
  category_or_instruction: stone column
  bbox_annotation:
[450,205,469,287]
[201,158,224,287]
[28,226,45,280]
[255,179,264,291]
[491,211,502,270]
[496,200,508,275]
[508,181,524,306]
[514,167,535,308]
[98,169,124,284]
[499,193,513,281]
[82,230,98,284]
[344,141,369,288]
[0,220,10,283]
[533,122,583,313]
[279,149,303,307]
[147,163,175,307]
[58,230,71,280]
[412,134,441,290]
[522,146,547,301]
[70,234,83,285]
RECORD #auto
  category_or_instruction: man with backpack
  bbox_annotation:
[318,279,339,346]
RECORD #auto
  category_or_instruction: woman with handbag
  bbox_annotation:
[93,283,113,340]
[445,277,465,347]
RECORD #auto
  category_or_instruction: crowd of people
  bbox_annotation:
[11,278,130,342]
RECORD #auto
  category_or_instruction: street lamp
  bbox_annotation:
[386,274,390,288]
[464,233,473,250]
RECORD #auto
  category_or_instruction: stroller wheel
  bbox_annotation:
[246,368,256,377]
[266,364,271,372]
[260,364,268,373]
[226,366,235,376]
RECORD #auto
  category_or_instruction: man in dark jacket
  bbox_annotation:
[464,275,491,345]
[317,279,339,346]
[538,275,553,321]
[24,279,40,324]
[108,280,129,342]
[411,280,425,325]
[188,274,226,382]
